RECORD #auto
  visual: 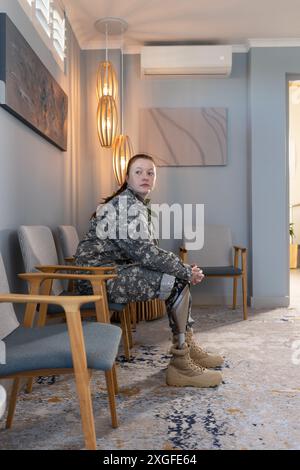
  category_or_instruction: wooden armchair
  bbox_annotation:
[18,225,133,360]
[0,254,122,450]
[180,224,248,320]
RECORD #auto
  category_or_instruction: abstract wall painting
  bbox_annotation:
[0,13,68,151]
[139,107,227,166]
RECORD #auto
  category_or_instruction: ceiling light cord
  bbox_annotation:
[121,34,124,134]
[105,23,108,62]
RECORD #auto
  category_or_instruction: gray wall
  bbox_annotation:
[0,1,78,291]
[249,48,300,307]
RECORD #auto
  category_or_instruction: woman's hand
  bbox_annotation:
[191,264,205,285]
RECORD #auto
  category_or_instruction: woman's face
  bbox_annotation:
[126,158,156,198]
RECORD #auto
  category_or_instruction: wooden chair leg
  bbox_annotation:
[6,378,20,429]
[141,301,145,321]
[233,277,238,309]
[125,306,133,349]
[65,308,97,450]
[136,302,140,324]
[112,363,119,395]
[26,377,34,394]
[105,369,118,428]
[242,273,248,320]
[73,370,96,449]
[242,251,248,321]
[120,312,131,360]
[130,303,137,331]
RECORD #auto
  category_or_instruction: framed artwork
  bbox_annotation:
[0,13,68,151]
[139,107,228,166]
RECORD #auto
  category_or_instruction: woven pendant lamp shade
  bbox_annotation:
[97,95,118,148]
[96,61,118,100]
[113,134,133,185]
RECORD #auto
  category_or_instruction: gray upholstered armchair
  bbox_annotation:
[57,224,80,264]
[18,225,133,359]
[180,224,248,320]
[0,253,122,450]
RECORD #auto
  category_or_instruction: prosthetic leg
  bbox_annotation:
[166,282,223,388]
[169,284,190,348]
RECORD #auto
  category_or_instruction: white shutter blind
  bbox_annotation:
[18,0,66,67]
[52,4,65,61]
[35,0,51,37]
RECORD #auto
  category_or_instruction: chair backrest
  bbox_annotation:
[18,226,63,295]
[0,254,19,345]
[183,224,233,267]
[57,225,79,258]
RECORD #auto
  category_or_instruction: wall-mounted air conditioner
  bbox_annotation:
[141,45,232,77]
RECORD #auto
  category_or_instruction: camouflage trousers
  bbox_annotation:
[76,264,194,335]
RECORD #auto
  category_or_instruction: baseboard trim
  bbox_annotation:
[192,294,290,309]
[250,296,289,308]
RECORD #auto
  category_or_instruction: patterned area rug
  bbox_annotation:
[1,306,300,450]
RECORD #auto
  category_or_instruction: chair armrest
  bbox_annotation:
[233,246,247,272]
[18,273,115,327]
[0,293,101,309]
[233,246,247,252]
[35,264,117,273]
[179,246,188,263]
[19,272,117,282]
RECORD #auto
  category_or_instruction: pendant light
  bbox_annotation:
[96,61,117,101]
[113,134,133,185]
[96,23,118,100]
[113,29,133,185]
[97,95,118,147]
[95,19,119,148]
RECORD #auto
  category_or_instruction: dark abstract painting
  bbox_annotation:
[0,13,68,151]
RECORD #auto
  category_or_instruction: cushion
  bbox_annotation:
[46,291,126,315]
[57,226,79,258]
[202,266,242,276]
[18,226,63,296]
[183,224,233,267]
[0,322,122,375]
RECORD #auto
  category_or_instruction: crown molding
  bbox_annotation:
[81,41,248,54]
[78,38,300,54]
[232,44,249,53]
[247,38,300,48]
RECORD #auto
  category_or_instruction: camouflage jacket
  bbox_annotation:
[75,187,192,282]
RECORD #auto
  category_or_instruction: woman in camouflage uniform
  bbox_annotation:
[75,154,223,387]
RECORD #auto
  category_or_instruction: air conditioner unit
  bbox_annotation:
[141,45,232,77]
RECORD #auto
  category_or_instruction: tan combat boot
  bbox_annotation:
[166,344,222,388]
[185,330,224,369]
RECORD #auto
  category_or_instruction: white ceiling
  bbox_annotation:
[63,0,300,52]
